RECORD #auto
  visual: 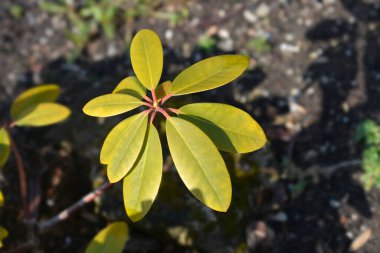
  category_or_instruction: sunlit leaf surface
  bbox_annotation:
[130,29,163,89]
[83,93,143,117]
[180,103,266,153]
[113,76,146,98]
[106,113,148,183]
[123,124,162,222]
[14,103,70,127]
[171,55,249,95]
[166,117,232,212]
[85,222,129,253]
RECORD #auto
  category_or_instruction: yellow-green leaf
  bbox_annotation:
[155,81,172,102]
[0,191,4,207]
[123,124,162,222]
[14,103,70,127]
[113,76,146,98]
[171,55,249,95]
[83,94,143,117]
[0,128,10,168]
[0,226,8,248]
[166,117,232,212]
[130,29,163,89]
[11,84,60,119]
[85,221,129,253]
[179,103,267,153]
[101,113,144,164]
[107,113,148,183]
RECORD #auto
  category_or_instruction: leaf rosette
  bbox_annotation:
[83,29,267,221]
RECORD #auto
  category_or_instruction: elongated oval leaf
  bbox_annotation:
[123,124,162,222]
[107,113,148,183]
[83,94,143,117]
[166,117,231,212]
[171,55,249,95]
[130,29,163,89]
[113,76,146,98]
[14,103,70,127]
[11,84,60,119]
[155,81,172,102]
[179,103,266,153]
[101,113,143,164]
[0,128,10,168]
[85,222,129,253]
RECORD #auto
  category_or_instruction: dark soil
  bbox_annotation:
[0,0,380,252]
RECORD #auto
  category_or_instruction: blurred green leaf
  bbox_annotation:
[40,2,67,14]
[85,221,129,253]
[14,103,70,127]
[0,191,4,207]
[0,128,10,168]
[11,84,60,120]
[0,226,8,248]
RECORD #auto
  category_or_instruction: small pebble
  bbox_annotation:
[256,3,270,18]
[329,199,340,208]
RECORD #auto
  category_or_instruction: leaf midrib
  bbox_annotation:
[141,33,154,88]
[88,101,142,108]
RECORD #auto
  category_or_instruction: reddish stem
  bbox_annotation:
[38,182,112,233]
[157,108,170,119]
[143,95,153,103]
[142,102,153,108]
[149,111,157,124]
[151,89,157,103]
[167,108,180,115]
[161,93,173,105]
[7,127,29,219]
[143,108,154,115]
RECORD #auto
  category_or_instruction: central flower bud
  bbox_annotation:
[153,101,159,109]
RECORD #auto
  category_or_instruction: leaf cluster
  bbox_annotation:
[83,29,267,221]
[0,85,71,168]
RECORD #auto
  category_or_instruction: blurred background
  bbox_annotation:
[0,0,380,252]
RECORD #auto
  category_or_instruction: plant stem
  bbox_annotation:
[142,102,153,108]
[143,95,153,103]
[38,182,112,233]
[161,93,173,105]
[149,110,157,124]
[157,108,170,119]
[151,89,157,103]
[167,108,180,115]
[7,127,29,219]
